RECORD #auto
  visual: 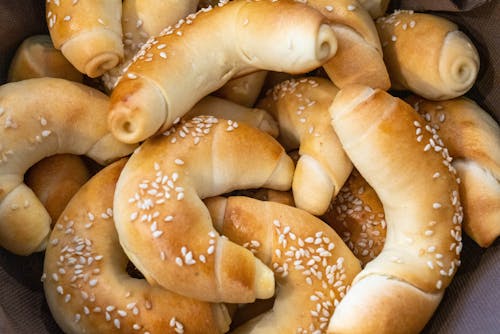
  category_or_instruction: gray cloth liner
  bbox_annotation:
[0,0,498,333]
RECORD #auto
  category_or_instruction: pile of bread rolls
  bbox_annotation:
[1,0,498,333]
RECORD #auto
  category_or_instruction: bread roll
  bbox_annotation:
[215,71,268,108]
[7,34,83,83]
[25,154,90,224]
[407,96,500,247]
[258,77,352,215]
[113,116,294,303]
[43,159,231,334]
[376,11,479,100]
[328,85,463,333]
[0,78,136,255]
[305,0,390,89]
[322,169,386,266]
[205,196,361,333]
[358,0,390,18]
[46,0,124,78]
[185,95,279,137]
[108,0,338,143]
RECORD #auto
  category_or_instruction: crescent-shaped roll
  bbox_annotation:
[46,0,124,78]
[215,71,269,108]
[43,159,231,334]
[327,86,463,334]
[258,77,352,215]
[407,96,500,247]
[0,78,136,255]
[108,0,338,144]
[7,34,83,83]
[376,11,480,100]
[185,95,279,137]
[322,169,386,266]
[102,0,199,91]
[305,0,390,89]
[204,196,361,333]
[25,154,90,224]
[113,116,294,303]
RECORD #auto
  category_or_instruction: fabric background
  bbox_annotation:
[0,0,498,333]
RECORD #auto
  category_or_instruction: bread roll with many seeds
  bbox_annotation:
[108,0,338,144]
[327,86,463,333]
[46,0,124,78]
[43,159,231,334]
[322,169,386,266]
[407,96,500,247]
[113,116,294,303]
[0,78,136,255]
[205,196,361,334]
[376,11,479,100]
[185,95,279,137]
[258,77,352,215]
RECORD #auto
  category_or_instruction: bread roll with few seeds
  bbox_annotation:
[108,0,338,144]
[46,0,124,78]
[376,11,479,100]
[0,78,136,255]
[305,0,390,89]
[113,116,294,303]
[328,85,463,333]
[407,95,500,247]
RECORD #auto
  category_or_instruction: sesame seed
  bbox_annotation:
[432,202,442,209]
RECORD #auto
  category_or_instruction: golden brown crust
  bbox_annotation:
[108,0,338,143]
[102,0,199,91]
[215,71,268,108]
[205,196,361,333]
[43,159,230,334]
[376,11,479,100]
[328,85,463,333]
[7,35,83,83]
[258,76,352,215]
[113,116,294,303]
[0,78,135,255]
[25,154,90,224]
[185,95,279,137]
[407,96,500,247]
[305,0,390,89]
[46,0,124,77]
[322,169,386,266]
